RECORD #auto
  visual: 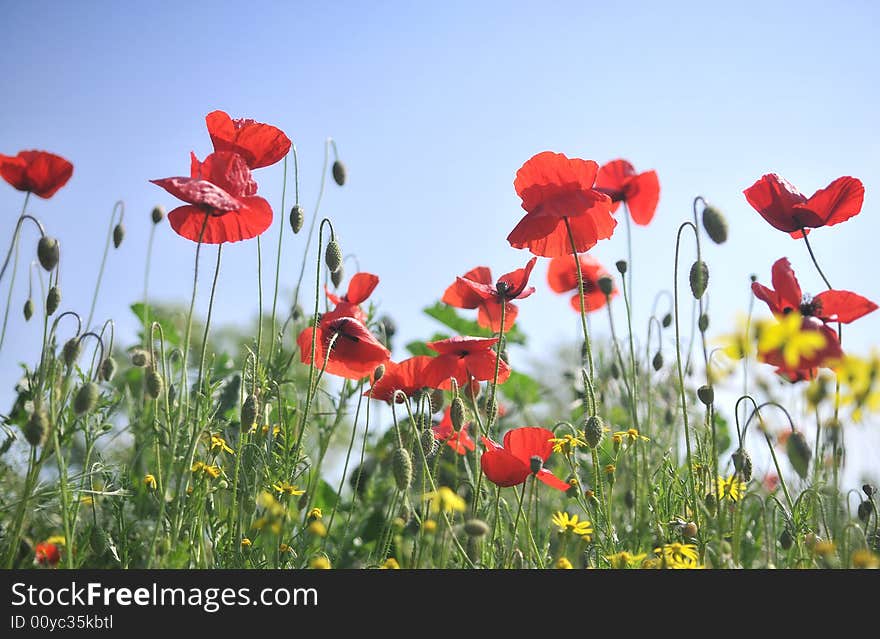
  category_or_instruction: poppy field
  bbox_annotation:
[1,111,879,571]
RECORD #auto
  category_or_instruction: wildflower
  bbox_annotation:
[547,253,617,313]
[278,543,292,554]
[80,496,94,506]
[555,557,573,569]
[480,427,569,491]
[309,555,331,569]
[422,336,510,390]
[255,423,282,438]
[307,508,323,522]
[549,433,587,455]
[325,272,379,324]
[422,520,437,534]
[851,549,880,569]
[381,558,401,569]
[433,406,475,455]
[35,542,61,567]
[614,428,649,445]
[716,475,746,502]
[744,173,864,237]
[606,551,647,569]
[441,258,537,332]
[422,486,466,514]
[272,481,305,497]
[45,535,66,546]
[205,110,291,169]
[0,150,73,198]
[595,159,660,225]
[551,511,593,536]
[210,433,235,455]
[757,312,840,376]
[307,521,327,538]
[298,315,391,380]
[240,538,252,548]
[366,356,432,403]
[655,542,699,565]
[508,151,615,257]
[813,540,835,558]
[192,461,221,479]
[144,474,157,490]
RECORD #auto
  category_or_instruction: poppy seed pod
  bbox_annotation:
[332,160,346,186]
[615,260,627,275]
[450,396,467,430]
[701,205,728,245]
[858,500,874,523]
[584,415,604,448]
[465,519,489,538]
[698,313,709,333]
[74,382,99,415]
[24,408,49,447]
[661,313,672,328]
[146,368,164,399]
[786,430,811,480]
[23,299,34,321]
[330,264,344,288]
[610,362,619,379]
[683,522,698,538]
[392,447,413,491]
[241,394,258,432]
[652,351,663,371]
[100,357,117,382]
[46,286,61,315]
[779,528,793,550]
[62,338,81,368]
[130,349,150,367]
[151,205,165,225]
[732,448,753,481]
[689,260,709,299]
[289,204,304,234]
[697,385,714,406]
[373,364,385,381]
[864,484,876,498]
[324,239,343,273]
[597,275,614,297]
[529,455,543,475]
[112,223,125,248]
[37,236,60,271]
[419,429,437,458]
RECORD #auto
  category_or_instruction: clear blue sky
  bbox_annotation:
[2,0,878,425]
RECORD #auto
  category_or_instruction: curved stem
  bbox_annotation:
[292,139,332,313]
[86,200,124,330]
[142,223,157,347]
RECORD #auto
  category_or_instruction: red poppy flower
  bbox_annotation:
[422,336,510,390]
[752,258,877,324]
[595,159,660,225]
[365,356,432,403]
[508,151,616,257]
[325,272,379,324]
[34,542,60,567]
[298,315,390,380]
[743,173,864,238]
[151,151,273,244]
[441,258,536,332]
[547,253,617,313]
[758,315,843,381]
[433,406,475,455]
[480,427,569,491]
[206,110,291,169]
[0,150,73,199]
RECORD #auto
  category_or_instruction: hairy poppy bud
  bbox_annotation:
[37,237,60,271]
[419,430,437,458]
[378,314,397,340]
[584,415,604,448]
[598,275,614,297]
[698,313,709,333]
[732,448,753,481]
[652,351,663,371]
[450,396,467,430]
[429,389,444,414]
[779,528,793,550]
[373,364,385,381]
[465,519,489,538]
[701,205,728,245]
[146,368,164,399]
[74,382,99,415]
[332,160,346,186]
[151,205,165,224]
[610,362,620,379]
[661,313,672,328]
[62,338,81,368]
[863,484,876,498]
[392,447,412,491]
[689,260,709,299]
[25,408,49,447]
[112,223,125,248]
[324,239,343,273]
[615,260,627,275]
[297,492,310,511]
[46,286,61,315]
[130,349,149,367]
[704,492,718,516]
[23,299,34,321]
[529,455,543,475]
[697,385,714,406]
[241,394,258,432]
[330,264,344,288]
[858,500,874,523]
[786,430,811,480]
[100,357,117,382]
[289,204,304,234]
[683,522,698,538]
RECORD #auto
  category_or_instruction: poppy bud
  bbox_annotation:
[330,264,344,288]
[100,357,117,382]
[37,237,60,271]
[23,299,34,321]
[732,448,753,481]
[652,351,663,371]
[46,286,61,315]
[698,313,709,333]
[858,500,874,523]
[624,489,634,508]
[610,362,620,379]
[683,522,698,538]
[62,338,81,368]
[485,397,498,423]
[779,528,793,550]
[450,396,468,430]
[324,239,343,274]
[785,430,811,480]
[419,430,437,458]
[464,519,489,538]
[373,364,385,382]
[392,447,412,491]
[297,492,310,511]
[112,223,125,248]
[697,385,714,406]
[615,260,627,275]
[151,205,165,225]
[74,382,99,415]
[25,408,49,447]
[511,548,524,569]
[429,389,444,414]
[529,455,543,475]
[701,205,728,245]
[241,394,258,432]
[289,204,305,234]
[689,260,709,299]
[661,313,672,328]
[584,415,604,448]
[704,492,718,516]
[130,349,150,367]
[500,349,509,364]
[598,275,614,297]
[146,368,164,399]
[90,527,108,556]
[862,484,875,498]
[378,314,397,340]
[332,160,346,186]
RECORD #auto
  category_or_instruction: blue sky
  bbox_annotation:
[2,0,879,431]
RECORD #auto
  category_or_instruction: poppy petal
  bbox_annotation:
[508,210,616,258]
[743,174,807,233]
[770,257,802,311]
[624,170,660,225]
[595,159,635,210]
[477,300,518,333]
[463,349,510,383]
[536,468,570,492]
[150,177,241,211]
[568,288,611,314]
[497,257,537,298]
[346,272,380,304]
[442,274,490,309]
[191,151,257,198]
[547,255,580,293]
[503,426,556,464]
[206,110,291,170]
[796,176,864,228]
[367,356,432,402]
[750,281,783,315]
[480,449,530,487]
[167,203,271,244]
[813,290,878,324]
[427,336,499,355]
[0,151,73,199]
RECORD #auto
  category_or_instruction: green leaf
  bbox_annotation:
[422,302,527,345]
[311,479,339,511]
[131,303,180,346]
[500,370,542,405]
[714,410,732,456]
[405,332,450,357]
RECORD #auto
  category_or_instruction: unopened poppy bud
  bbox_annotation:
[74,382,99,415]
[373,364,385,381]
[785,430,811,480]
[704,492,718,516]
[324,239,343,273]
[151,205,165,224]
[598,275,614,296]
[584,415,604,448]
[863,484,876,498]
[241,394,258,432]
[858,500,874,523]
[90,527,108,556]
[289,204,304,234]
[330,264,344,288]
[732,448,753,481]
[297,492,310,511]
[615,260,627,275]
[378,314,397,340]
[697,385,714,406]
[46,286,61,315]
[450,396,467,430]
[146,368,164,399]
[661,313,672,328]
[23,299,34,321]
[24,408,49,447]
[698,313,709,333]
[689,260,709,299]
[429,389,444,414]
[112,223,125,248]
[420,430,437,458]
[130,349,149,367]
[392,447,413,490]
[610,362,620,379]
[652,351,663,371]
[62,338,81,368]
[332,160,346,186]
[464,518,489,538]
[529,455,543,475]
[37,237,60,271]
[779,528,793,550]
[683,522,698,538]
[100,357,117,382]
[701,205,728,244]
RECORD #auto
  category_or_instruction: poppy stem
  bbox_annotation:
[337,387,374,564]
[269,149,296,365]
[324,381,365,544]
[141,222,157,347]
[0,192,33,283]
[475,304,507,517]
[563,216,596,393]
[256,236,264,370]
[799,229,833,291]
[292,139,332,314]
[623,202,635,316]
[507,483,528,567]
[85,200,124,331]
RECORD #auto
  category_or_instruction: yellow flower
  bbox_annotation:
[666,557,705,569]
[191,461,205,473]
[272,481,305,497]
[279,543,293,554]
[255,423,281,437]
[716,474,746,502]
[240,538,252,548]
[549,433,587,454]
[613,428,649,445]
[655,542,699,565]
[203,465,221,479]
[191,461,220,478]
[812,540,835,558]
[210,433,234,455]
[307,507,322,522]
[46,535,66,546]
[381,558,400,569]
[143,474,157,490]
[307,521,327,538]
[422,487,466,514]
[551,512,593,536]
[555,557,573,569]
[718,314,757,360]
[422,519,438,534]
[757,312,827,368]
[256,491,288,518]
[606,551,647,569]
[80,495,94,506]
[309,555,331,569]
[851,549,880,569]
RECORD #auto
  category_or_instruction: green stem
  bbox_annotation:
[86,200,124,330]
[564,217,595,382]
